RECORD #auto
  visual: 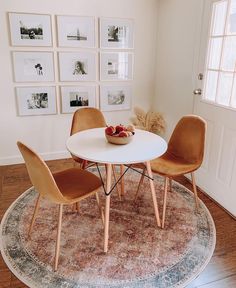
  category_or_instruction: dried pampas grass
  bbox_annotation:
[131,107,166,135]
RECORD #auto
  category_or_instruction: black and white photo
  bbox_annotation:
[57,15,95,47]
[16,87,57,116]
[59,52,96,81]
[108,25,126,42]
[27,93,48,109]
[61,86,96,113]
[9,13,52,46]
[12,52,54,82]
[69,92,89,107]
[100,18,134,49]
[100,52,134,81]
[73,60,87,75]
[100,85,132,111]
[108,90,125,105]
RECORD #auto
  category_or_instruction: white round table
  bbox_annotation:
[66,128,167,252]
[66,128,167,165]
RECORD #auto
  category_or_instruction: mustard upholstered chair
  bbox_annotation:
[17,141,103,271]
[135,115,206,228]
[70,107,121,198]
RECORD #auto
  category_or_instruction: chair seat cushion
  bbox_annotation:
[53,168,102,202]
[150,152,200,177]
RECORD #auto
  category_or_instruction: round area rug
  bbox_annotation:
[0,169,216,288]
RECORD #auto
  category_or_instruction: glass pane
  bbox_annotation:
[227,0,236,34]
[221,36,236,71]
[230,74,236,107]
[216,72,234,105]
[211,1,228,36]
[208,37,223,69]
[204,70,218,101]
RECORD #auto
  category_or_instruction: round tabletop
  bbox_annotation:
[66,128,167,165]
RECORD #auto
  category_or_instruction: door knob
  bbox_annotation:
[193,89,202,95]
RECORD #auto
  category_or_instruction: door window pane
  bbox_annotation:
[208,37,223,69]
[204,71,218,101]
[227,0,236,34]
[217,72,233,105]
[203,1,236,109]
[212,1,228,36]
[221,36,236,71]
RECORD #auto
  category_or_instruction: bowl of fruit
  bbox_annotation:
[105,124,135,145]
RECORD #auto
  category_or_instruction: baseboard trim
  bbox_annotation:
[0,150,71,166]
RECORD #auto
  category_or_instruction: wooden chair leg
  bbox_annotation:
[191,172,199,211]
[81,160,88,169]
[28,194,41,238]
[54,204,63,271]
[95,192,104,225]
[120,165,125,195]
[134,167,146,201]
[112,165,121,200]
[169,178,172,192]
[162,177,169,229]
[76,202,80,212]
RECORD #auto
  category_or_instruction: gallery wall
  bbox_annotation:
[0,0,159,165]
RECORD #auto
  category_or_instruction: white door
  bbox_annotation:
[193,0,236,217]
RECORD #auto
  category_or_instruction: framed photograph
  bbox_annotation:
[100,85,132,111]
[60,86,97,113]
[100,52,133,81]
[16,86,57,116]
[8,12,52,46]
[57,15,95,48]
[58,52,96,81]
[12,51,54,82]
[100,17,134,49]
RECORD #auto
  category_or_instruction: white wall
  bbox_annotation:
[154,0,202,139]
[0,0,159,165]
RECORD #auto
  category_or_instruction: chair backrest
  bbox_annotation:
[17,141,66,203]
[168,115,206,165]
[70,108,106,136]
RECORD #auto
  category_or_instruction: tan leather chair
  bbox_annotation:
[135,115,206,228]
[70,107,107,168]
[17,141,104,271]
[70,107,122,198]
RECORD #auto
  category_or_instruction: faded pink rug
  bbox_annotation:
[0,169,215,287]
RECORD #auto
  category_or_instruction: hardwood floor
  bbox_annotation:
[0,159,236,288]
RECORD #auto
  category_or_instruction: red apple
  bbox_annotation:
[118,131,129,137]
[116,125,125,134]
[105,126,116,135]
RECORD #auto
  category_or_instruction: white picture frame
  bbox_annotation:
[16,86,57,116]
[8,12,52,47]
[100,52,134,81]
[57,15,95,48]
[100,84,132,111]
[60,86,97,113]
[100,17,134,49]
[58,52,96,81]
[12,51,54,82]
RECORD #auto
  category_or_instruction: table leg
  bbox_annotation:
[145,161,161,227]
[104,163,112,253]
